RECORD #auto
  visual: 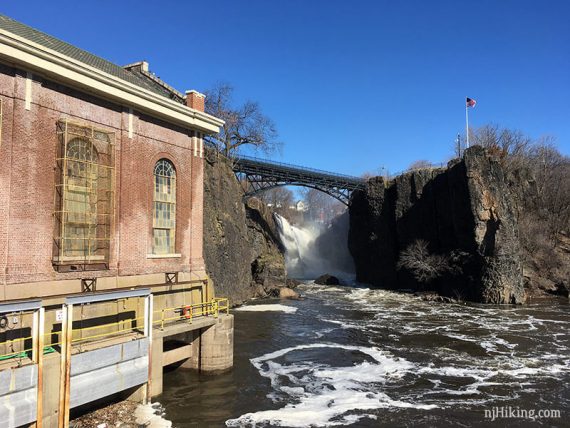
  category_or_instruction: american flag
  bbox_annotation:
[466,97,476,108]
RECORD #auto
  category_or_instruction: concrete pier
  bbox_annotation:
[0,299,233,427]
[200,315,234,372]
[150,314,234,397]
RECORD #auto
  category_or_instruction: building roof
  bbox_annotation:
[0,14,185,103]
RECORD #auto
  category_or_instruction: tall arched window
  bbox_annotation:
[153,159,176,254]
[53,120,115,270]
[64,138,99,258]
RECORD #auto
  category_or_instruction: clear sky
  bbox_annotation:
[3,1,569,176]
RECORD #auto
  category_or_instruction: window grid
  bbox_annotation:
[153,159,176,254]
[53,120,115,269]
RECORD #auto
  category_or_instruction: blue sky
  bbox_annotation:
[4,1,569,176]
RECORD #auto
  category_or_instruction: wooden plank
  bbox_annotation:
[58,304,68,428]
[144,294,150,404]
[36,308,44,428]
[64,304,73,428]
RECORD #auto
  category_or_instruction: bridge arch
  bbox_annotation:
[232,155,365,206]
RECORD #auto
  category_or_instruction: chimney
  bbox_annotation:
[122,60,149,73]
[185,90,205,112]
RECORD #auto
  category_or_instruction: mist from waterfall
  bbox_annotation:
[274,213,355,280]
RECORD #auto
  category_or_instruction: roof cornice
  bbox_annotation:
[0,28,224,133]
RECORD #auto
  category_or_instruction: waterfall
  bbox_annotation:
[274,213,355,280]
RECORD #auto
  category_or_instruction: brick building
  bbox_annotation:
[0,15,223,297]
[0,15,233,428]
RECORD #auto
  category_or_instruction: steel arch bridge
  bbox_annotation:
[232,155,366,205]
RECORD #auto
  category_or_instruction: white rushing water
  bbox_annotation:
[234,304,298,313]
[223,284,569,427]
[159,215,569,427]
[273,213,354,280]
[226,343,436,427]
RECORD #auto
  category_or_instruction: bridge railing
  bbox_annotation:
[233,154,366,183]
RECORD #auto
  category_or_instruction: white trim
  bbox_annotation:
[128,107,133,139]
[25,71,32,110]
[199,136,203,158]
[0,29,224,133]
[193,133,198,157]
[146,253,182,259]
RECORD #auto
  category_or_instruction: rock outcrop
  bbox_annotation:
[349,146,525,304]
[314,274,340,285]
[203,153,287,305]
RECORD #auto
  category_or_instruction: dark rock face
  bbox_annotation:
[246,198,287,296]
[203,155,286,305]
[314,274,340,285]
[348,146,525,304]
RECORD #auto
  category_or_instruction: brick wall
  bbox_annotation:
[0,64,207,299]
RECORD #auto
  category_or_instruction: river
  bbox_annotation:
[159,283,569,427]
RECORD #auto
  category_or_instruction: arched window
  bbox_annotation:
[153,159,176,254]
[63,138,99,258]
[53,120,115,270]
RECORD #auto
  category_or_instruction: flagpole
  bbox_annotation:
[465,98,470,148]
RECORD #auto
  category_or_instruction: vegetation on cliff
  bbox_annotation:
[349,126,569,304]
[470,125,570,298]
[203,152,287,305]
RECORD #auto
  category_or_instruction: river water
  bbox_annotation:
[159,283,569,427]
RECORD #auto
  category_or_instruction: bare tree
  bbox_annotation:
[259,187,294,209]
[398,240,450,283]
[528,142,570,240]
[361,166,388,181]
[300,188,345,223]
[204,83,281,157]
[470,125,570,247]
[407,160,433,171]
[470,125,532,172]
[258,186,302,224]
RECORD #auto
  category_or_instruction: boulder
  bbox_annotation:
[286,278,302,289]
[315,274,340,285]
[279,287,300,299]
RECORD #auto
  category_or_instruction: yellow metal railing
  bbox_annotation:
[0,308,36,361]
[0,297,230,358]
[60,298,229,348]
[0,335,34,360]
[154,298,230,330]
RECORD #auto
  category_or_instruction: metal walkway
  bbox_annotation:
[232,155,366,205]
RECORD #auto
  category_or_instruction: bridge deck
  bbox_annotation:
[232,155,366,205]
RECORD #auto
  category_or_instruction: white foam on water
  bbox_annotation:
[320,317,365,331]
[234,304,298,313]
[135,402,172,427]
[225,343,437,427]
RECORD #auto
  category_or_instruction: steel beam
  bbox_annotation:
[65,288,151,305]
[232,155,365,205]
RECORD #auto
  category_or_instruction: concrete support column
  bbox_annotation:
[150,337,163,398]
[179,330,200,370]
[199,315,234,372]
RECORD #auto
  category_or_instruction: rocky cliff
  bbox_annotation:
[203,153,286,305]
[349,146,525,304]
